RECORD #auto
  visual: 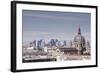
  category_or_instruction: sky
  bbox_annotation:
[22,10,91,45]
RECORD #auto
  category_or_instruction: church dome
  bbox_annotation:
[73,26,86,54]
[74,26,85,45]
[74,35,85,44]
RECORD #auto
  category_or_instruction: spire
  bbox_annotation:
[78,25,81,35]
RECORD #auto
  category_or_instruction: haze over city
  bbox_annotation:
[22,10,91,45]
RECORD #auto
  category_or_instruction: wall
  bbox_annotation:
[0,0,99,73]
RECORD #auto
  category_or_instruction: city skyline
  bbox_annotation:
[22,10,91,45]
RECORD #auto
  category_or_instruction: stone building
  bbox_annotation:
[74,26,86,55]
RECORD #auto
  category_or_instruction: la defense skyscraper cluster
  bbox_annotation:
[22,26,91,62]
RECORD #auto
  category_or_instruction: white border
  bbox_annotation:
[16,4,96,70]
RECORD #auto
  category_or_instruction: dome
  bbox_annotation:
[73,26,86,54]
[74,35,85,44]
[74,26,85,44]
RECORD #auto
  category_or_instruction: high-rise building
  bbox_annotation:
[40,39,45,48]
[63,40,67,47]
[33,40,36,49]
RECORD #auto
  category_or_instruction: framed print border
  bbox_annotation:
[11,1,98,72]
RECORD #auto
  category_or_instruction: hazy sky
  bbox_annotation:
[22,10,91,44]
